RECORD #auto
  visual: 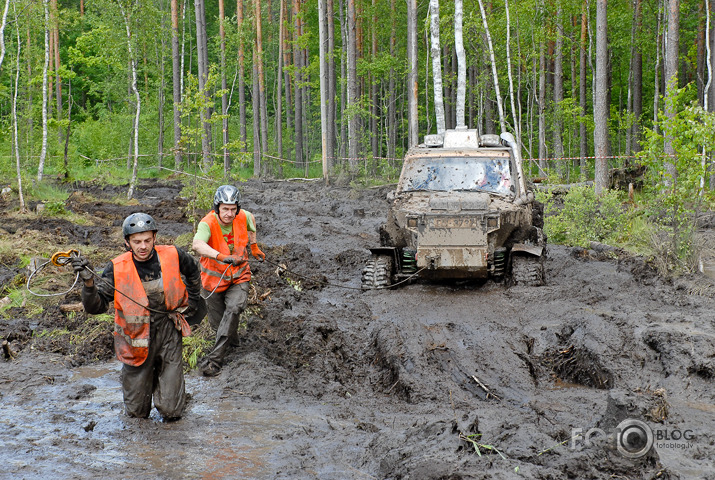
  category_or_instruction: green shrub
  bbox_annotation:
[542,186,626,247]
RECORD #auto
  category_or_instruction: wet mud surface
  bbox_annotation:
[2,178,715,479]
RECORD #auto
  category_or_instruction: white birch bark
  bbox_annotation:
[594,0,609,195]
[38,0,50,182]
[454,0,466,129]
[476,0,505,132]
[121,4,141,200]
[0,0,10,72]
[702,0,711,193]
[429,0,445,134]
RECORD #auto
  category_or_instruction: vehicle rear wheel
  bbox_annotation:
[361,254,394,290]
[511,254,545,286]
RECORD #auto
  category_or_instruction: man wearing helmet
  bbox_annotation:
[70,213,205,420]
[192,184,265,377]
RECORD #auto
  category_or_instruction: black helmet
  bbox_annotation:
[213,185,241,212]
[122,213,158,238]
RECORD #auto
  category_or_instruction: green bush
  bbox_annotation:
[542,186,626,248]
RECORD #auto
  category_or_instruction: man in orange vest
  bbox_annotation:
[70,213,205,420]
[192,185,265,377]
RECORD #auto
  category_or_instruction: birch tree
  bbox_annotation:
[120,2,141,200]
[0,0,10,72]
[594,0,609,194]
[38,0,50,182]
[429,0,446,134]
[346,0,358,168]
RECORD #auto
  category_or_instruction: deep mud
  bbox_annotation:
[2,178,714,479]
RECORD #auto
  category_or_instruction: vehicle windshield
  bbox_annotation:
[399,156,513,195]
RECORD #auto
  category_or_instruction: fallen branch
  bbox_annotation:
[472,374,501,401]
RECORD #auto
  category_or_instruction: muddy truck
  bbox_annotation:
[362,129,546,289]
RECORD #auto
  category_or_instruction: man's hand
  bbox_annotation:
[250,243,265,261]
[69,255,94,282]
[216,253,242,266]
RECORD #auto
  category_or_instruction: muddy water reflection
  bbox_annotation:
[2,361,326,479]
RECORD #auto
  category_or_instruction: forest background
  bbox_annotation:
[0,0,714,273]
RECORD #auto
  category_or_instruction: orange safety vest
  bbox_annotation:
[112,245,189,366]
[198,210,251,293]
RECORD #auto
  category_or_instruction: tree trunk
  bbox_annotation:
[631,0,642,155]
[293,0,303,168]
[276,0,284,162]
[538,39,547,170]
[237,0,247,151]
[387,0,396,160]
[579,1,588,178]
[663,0,679,180]
[455,0,466,129]
[219,0,230,173]
[171,0,183,169]
[38,0,50,182]
[121,4,141,200]
[504,0,518,137]
[195,0,211,167]
[406,0,418,147]
[0,0,10,71]
[429,0,446,134]
[553,2,564,172]
[255,0,269,172]
[51,0,61,125]
[253,50,261,176]
[477,0,505,132]
[282,0,292,137]
[327,0,336,167]
[319,0,329,179]
[346,0,358,169]
[12,8,26,212]
[594,0,609,195]
[370,0,378,160]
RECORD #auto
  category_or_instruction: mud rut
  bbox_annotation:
[1,178,714,479]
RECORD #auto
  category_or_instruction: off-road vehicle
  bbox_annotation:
[362,129,545,289]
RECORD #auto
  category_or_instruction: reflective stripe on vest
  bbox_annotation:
[199,210,251,292]
[112,245,188,366]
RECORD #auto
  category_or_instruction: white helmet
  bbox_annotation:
[213,185,241,212]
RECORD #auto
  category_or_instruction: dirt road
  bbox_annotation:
[1,178,714,479]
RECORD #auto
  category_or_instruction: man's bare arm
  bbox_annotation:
[192,238,221,260]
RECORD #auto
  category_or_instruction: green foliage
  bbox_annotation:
[44,201,68,216]
[539,186,626,248]
[636,83,715,274]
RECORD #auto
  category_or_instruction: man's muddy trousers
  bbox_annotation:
[120,315,185,419]
[203,281,250,367]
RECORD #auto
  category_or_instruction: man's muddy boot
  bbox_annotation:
[199,358,221,377]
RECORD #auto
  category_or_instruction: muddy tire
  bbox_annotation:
[511,254,545,286]
[361,254,394,290]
